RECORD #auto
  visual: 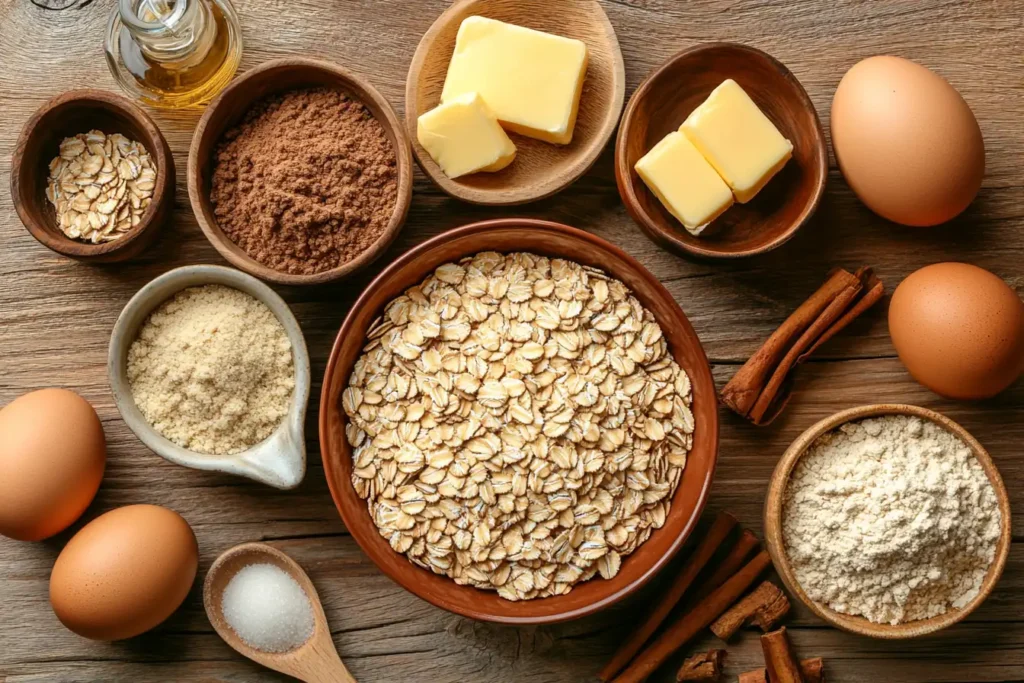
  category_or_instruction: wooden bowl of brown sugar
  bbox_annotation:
[188,58,413,286]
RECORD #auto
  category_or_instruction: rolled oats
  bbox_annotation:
[344,252,695,601]
[45,130,156,244]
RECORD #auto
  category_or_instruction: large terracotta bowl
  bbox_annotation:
[320,219,719,623]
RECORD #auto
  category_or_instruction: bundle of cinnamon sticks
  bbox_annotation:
[720,267,884,425]
[597,512,787,683]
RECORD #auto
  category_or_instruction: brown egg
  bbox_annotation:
[0,389,105,541]
[831,56,984,227]
[889,263,1024,399]
[49,504,198,640]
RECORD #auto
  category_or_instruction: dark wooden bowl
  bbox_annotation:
[188,58,413,286]
[405,0,626,205]
[616,43,827,260]
[765,404,1011,639]
[11,89,173,263]
[319,219,720,624]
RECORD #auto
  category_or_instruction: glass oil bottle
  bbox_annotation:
[105,0,243,109]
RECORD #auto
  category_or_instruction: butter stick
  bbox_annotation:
[681,79,793,203]
[417,92,516,178]
[441,16,588,144]
[635,131,734,235]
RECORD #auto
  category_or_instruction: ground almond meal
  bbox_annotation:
[343,252,695,601]
[128,284,295,455]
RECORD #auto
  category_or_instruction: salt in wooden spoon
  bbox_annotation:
[204,542,356,683]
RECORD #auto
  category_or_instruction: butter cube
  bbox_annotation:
[635,131,734,235]
[417,92,517,178]
[440,16,589,145]
[680,79,793,203]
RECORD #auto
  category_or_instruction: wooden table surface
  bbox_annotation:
[1,1,1022,681]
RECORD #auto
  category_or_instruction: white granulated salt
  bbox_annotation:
[222,563,314,652]
[783,415,1001,625]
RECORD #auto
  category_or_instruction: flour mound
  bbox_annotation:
[782,415,1001,625]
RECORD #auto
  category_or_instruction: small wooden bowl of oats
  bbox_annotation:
[320,218,719,624]
[11,89,174,263]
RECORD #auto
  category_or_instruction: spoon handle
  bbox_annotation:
[304,657,357,683]
[300,633,357,683]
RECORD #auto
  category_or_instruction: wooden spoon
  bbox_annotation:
[203,542,356,683]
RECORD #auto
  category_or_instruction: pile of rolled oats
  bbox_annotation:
[45,130,156,243]
[343,252,695,601]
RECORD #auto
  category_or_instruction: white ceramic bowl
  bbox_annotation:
[108,265,310,489]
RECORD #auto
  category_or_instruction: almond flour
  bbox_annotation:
[127,284,295,455]
[783,415,1001,625]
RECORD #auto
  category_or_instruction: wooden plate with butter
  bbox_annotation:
[405,0,625,205]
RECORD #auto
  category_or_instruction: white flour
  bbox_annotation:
[782,415,1001,625]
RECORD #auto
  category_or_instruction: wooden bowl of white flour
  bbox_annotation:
[764,404,1011,639]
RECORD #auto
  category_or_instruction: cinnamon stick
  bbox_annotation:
[598,512,738,681]
[676,649,724,681]
[760,627,804,683]
[800,269,884,362]
[738,657,824,683]
[687,530,760,602]
[611,551,772,683]
[721,267,884,425]
[709,580,790,640]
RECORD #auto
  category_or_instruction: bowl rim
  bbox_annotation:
[403,0,627,206]
[187,57,414,286]
[615,41,828,260]
[11,88,173,260]
[763,403,1012,639]
[107,264,312,489]
[319,217,720,623]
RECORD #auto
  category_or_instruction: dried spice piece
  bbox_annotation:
[210,87,398,275]
[46,130,155,243]
[343,252,694,600]
[676,649,725,681]
[683,530,760,607]
[738,658,824,683]
[599,513,737,682]
[612,551,772,683]
[720,267,883,425]
[710,580,790,641]
[760,627,805,683]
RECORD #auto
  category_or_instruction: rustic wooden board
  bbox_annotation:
[1,1,1022,681]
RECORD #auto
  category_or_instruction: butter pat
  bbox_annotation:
[635,131,734,235]
[417,92,516,178]
[681,79,793,203]
[440,16,589,145]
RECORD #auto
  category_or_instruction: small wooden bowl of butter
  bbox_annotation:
[405,0,625,205]
[616,43,827,259]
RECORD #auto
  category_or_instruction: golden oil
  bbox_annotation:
[105,0,242,109]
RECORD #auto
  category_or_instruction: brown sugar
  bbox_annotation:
[210,87,398,275]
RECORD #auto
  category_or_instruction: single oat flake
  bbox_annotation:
[45,130,156,244]
[343,252,695,601]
